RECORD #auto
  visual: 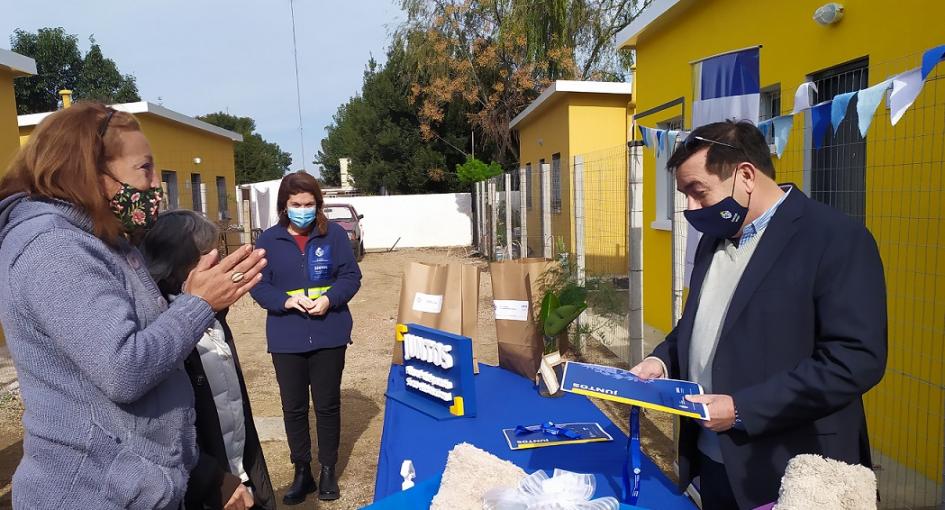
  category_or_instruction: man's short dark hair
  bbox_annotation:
[666,120,775,179]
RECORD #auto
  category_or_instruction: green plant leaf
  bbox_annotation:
[543,303,587,336]
[558,284,587,307]
[538,291,559,327]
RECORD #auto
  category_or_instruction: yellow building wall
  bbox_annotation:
[568,93,631,275]
[136,114,237,221]
[18,113,237,222]
[517,92,631,267]
[0,69,18,347]
[517,97,571,258]
[0,69,19,174]
[631,0,945,484]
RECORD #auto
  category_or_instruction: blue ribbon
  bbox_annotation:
[623,407,641,505]
[514,421,583,439]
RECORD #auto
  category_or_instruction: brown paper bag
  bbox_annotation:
[489,259,557,380]
[393,262,481,372]
[512,258,571,355]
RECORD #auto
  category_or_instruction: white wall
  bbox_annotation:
[241,182,473,250]
[332,194,473,250]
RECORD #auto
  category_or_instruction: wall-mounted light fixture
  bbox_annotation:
[192,157,202,165]
[813,3,844,25]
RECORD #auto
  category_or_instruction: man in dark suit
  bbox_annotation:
[630,120,887,509]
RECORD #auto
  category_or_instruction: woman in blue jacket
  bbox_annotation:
[249,171,362,505]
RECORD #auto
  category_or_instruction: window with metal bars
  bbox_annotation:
[525,163,532,209]
[551,153,562,214]
[809,57,868,222]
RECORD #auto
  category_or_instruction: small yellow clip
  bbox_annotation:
[449,396,464,416]
[395,323,408,342]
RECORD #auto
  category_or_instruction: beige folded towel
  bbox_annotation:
[430,442,527,510]
[775,454,876,510]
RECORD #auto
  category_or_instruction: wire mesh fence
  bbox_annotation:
[770,53,945,509]
[574,145,634,363]
[472,51,945,509]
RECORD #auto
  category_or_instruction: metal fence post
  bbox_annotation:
[541,163,552,259]
[628,142,645,366]
[489,178,498,261]
[574,155,586,285]
[519,166,527,257]
[505,172,513,260]
[476,181,484,252]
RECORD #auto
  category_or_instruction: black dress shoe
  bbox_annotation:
[318,464,340,501]
[282,462,317,505]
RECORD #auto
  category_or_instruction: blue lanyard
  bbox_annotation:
[623,406,641,505]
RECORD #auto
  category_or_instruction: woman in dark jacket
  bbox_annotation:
[140,210,275,510]
[249,172,362,505]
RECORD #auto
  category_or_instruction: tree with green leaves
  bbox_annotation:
[198,112,292,184]
[316,42,471,195]
[10,28,140,114]
[76,39,140,104]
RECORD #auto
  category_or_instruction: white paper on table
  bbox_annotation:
[412,292,443,314]
[494,300,530,321]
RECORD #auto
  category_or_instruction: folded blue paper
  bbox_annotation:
[503,422,614,450]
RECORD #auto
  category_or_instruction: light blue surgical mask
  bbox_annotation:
[287,207,316,229]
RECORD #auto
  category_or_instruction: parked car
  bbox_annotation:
[324,203,364,260]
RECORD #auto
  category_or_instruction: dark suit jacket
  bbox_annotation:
[650,186,887,509]
[184,310,276,510]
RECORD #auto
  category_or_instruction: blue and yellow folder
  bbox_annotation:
[502,422,614,450]
[559,362,710,420]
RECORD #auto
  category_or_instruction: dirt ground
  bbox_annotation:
[0,247,676,509]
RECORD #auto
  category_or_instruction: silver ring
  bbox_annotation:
[230,271,245,283]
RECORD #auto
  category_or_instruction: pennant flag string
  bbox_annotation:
[634,43,945,158]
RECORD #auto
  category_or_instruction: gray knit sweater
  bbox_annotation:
[0,194,215,509]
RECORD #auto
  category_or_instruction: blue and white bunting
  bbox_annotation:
[792,81,818,114]
[810,101,832,150]
[633,44,945,160]
[757,118,773,138]
[921,44,945,80]
[664,130,680,157]
[831,91,856,134]
[638,126,652,148]
[856,78,892,137]
[772,115,794,158]
[889,68,924,126]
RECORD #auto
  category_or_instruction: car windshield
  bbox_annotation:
[324,206,354,220]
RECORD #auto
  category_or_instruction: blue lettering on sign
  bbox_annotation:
[307,244,333,281]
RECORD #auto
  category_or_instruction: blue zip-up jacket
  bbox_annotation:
[250,221,362,353]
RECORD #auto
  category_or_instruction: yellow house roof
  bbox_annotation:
[510,80,632,130]
[0,48,37,77]
[17,101,244,142]
[615,0,688,48]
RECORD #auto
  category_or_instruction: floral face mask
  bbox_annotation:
[109,182,163,233]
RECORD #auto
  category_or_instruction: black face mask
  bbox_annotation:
[683,172,749,239]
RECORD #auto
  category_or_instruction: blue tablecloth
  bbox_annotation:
[370,363,696,509]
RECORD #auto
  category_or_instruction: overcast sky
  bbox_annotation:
[1,0,402,175]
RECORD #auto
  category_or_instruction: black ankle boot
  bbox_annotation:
[318,464,340,501]
[282,462,317,505]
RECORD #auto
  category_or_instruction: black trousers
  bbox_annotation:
[271,345,347,467]
[697,453,740,510]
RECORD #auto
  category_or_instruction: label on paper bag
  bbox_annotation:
[494,300,529,321]
[412,292,444,314]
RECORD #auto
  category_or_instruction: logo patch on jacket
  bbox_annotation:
[308,244,333,281]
